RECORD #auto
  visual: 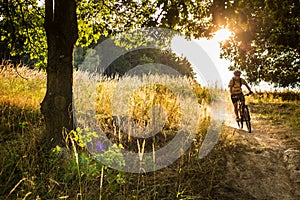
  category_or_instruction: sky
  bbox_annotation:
[171,29,279,91]
[171,29,233,89]
[195,35,232,88]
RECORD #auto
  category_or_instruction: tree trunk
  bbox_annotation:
[41,0,78,148]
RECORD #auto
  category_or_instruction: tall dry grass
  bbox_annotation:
[2,62,298,199]
[73,71,212,154]
[1,64,224,199]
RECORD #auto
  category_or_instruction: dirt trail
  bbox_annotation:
[219,112,300,199]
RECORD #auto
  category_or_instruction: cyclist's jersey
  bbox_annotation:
[228,77,247,94]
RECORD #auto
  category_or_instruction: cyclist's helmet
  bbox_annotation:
[234,70,241,76]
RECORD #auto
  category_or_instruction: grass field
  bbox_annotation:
[0,64,299,199]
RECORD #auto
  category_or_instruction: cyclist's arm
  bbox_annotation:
[243,81,253,94]
[229,86,233,94]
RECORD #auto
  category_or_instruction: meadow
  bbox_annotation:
[0,63,299,199]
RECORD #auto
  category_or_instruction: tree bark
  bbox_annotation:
[41,0,78,147]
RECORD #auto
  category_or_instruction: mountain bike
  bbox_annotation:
[236,93,252,133]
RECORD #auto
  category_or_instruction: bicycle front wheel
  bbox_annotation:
[243,106,251,133]
[237,118,242,128]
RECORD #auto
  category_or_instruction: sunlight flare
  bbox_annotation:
[213,28,233,42]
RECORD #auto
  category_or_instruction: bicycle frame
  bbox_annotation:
[236,93,252,133]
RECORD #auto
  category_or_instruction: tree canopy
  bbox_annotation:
[212,0,300,87]
[1,0,299,87]
[0,0,212,67]
[0,0,46,67]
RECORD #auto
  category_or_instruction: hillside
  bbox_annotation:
[220,101,300,199]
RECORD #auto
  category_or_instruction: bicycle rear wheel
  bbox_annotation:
[243,106,251,133]
[237,118,242,128]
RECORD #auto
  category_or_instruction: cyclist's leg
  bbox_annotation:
[233,102,238,118]
[231,94,239,119]
[239,93,245,105]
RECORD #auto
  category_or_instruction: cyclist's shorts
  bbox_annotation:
[231,93,245,104]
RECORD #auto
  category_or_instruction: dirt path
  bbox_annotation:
[219,113,300,199]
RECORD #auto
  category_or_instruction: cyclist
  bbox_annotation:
[228,70,253,121]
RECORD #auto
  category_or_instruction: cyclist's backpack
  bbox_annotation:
[232,77,242,86]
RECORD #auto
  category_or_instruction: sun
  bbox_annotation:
[213,28,233,42]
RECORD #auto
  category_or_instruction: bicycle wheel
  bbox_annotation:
[243,106,251,133]
[236,107,241,128]
[237,118,242,128]
[238,106,244,129]
[240,114,244,128]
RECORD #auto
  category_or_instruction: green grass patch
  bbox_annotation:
[249,100,300,149]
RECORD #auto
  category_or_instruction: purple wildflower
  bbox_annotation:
[96,142,104,151]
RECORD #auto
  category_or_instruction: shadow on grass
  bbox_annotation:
[0,102,43,142]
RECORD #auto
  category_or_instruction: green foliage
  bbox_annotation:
[0,0,47,68]
[106,48,195,77]
[215,0,300,87]
[95,144,126,170]
[75,0,157,46]
[1,0,215,69]
[4,0,299,88]
[254,90,300,102]
[154,0,213,38]
[76,48,101,73]
[75,42,196,77]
